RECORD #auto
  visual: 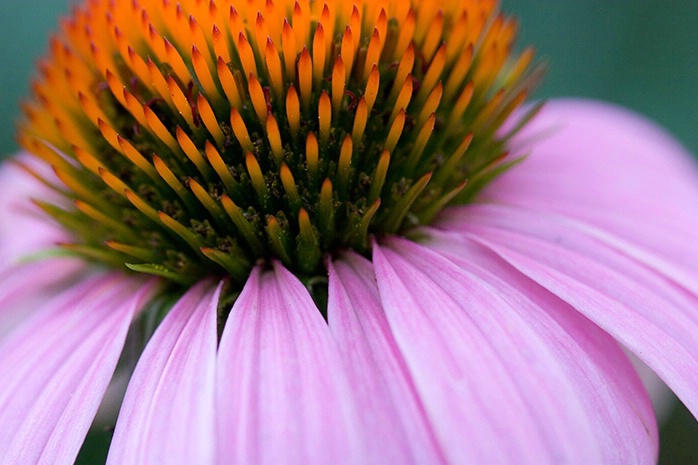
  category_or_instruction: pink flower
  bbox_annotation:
[2,0,698,463]
[1,99,697,464]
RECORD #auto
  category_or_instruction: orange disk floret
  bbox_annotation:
[19,0,542,285]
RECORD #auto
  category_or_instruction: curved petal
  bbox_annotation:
[478,99,698,296]
[0,258,83,340]
[372,238,656,464]
[442,203,698,422]
[216,262,362,465]
[327,253,446,465]
[0,158,84,341]
[422,230,660,464]
[0,156,68,264]
[0,273,156,465]
[106,279,221,465]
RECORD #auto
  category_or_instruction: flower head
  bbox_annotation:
[1,1,698,465]
[19,0,539,286]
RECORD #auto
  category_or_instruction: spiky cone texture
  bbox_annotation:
[19,0,540,287]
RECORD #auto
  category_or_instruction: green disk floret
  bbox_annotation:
[19,0,542,286]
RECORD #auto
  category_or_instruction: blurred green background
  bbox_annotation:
[0,1,696,464]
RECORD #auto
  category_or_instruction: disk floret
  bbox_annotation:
[20,0,541,285]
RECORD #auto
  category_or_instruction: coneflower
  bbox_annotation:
[1,0,697,464]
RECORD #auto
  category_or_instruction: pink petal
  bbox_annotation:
[0,258,84,340]
[0,159,84,341]
[372,238,657,464]
[327,253,446,465]
[0,157,69,264]
[216,263,362,465]
[0,273,156,465]
[447,203,698,422]
[106,279,221,465]
[422,230,660,463]
[478,99,698,296]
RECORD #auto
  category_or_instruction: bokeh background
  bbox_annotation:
[0,0,696,463]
